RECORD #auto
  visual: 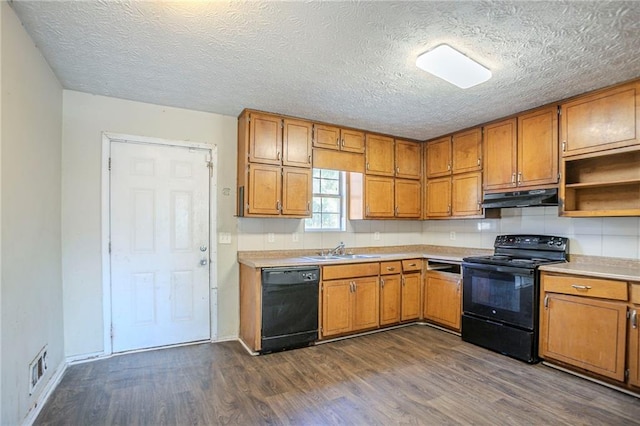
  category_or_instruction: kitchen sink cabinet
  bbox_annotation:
[365,134,395,176]
[380,261,402,326]
[321,263,380,338]
[540,272,628,382]
[424,262,462,331]
[313,123,365,154]
[560,80,640,157]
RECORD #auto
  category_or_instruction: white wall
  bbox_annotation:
[1,3,64,425]
[238,207,640,260]
[62,91,238,358]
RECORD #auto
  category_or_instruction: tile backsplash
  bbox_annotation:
[237,207,640,260]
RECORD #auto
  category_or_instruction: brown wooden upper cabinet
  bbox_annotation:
[426,128,482,178]
[561,80,640,157]
[425,136,451,178]
[313,124,365,154]
[244,111,312,168]
[395,140,422,180]
[483,108,558,192]
[366,134,395,176]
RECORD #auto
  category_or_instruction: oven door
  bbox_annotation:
[462,263,536,330]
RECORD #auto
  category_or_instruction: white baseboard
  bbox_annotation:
[22,360,67,426]
[66,350,108,365]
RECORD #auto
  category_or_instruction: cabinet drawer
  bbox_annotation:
[631,284,640,305]
[401,259,422,272]
[323,263,379,280]
[380,261,402,275]
[542,273,628,301]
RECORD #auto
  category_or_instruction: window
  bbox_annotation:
[304,169,346,231]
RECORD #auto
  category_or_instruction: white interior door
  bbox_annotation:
[110,141,211,353]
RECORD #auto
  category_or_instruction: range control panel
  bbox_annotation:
[494,235,568,251]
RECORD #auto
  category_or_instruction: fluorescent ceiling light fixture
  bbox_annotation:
[416,44,492,89]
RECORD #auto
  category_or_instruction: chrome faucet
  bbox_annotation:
[330,241,346,256]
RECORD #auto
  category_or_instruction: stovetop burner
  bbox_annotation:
[462,234,569,269]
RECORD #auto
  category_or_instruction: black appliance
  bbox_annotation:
[461,235,568,363]
[482,188,558,209]
[260,266,319,354]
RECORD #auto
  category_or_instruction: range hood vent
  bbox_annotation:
[482,188,558,209]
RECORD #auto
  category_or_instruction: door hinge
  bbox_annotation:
[625,369,629,380]
[557,105,561,116]
[281,119,284,129]
[108,241,111,254]
[110,325,114,339]
[108,157,112,171]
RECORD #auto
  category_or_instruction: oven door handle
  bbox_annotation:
[462,263,535,276]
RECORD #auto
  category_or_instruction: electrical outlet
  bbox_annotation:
[450,231,456,240]
[267,233,275,243]
[374,231,380,241]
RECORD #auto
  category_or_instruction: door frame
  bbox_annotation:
[101,132,218,356]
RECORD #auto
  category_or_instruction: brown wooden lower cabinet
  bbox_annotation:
[423,269,461,331]
[539,272,638,388]
[321,263,380,338]
[540,292,627,381]
[401,272,421,321]
[380,261,402,326]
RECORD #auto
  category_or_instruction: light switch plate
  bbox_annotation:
[218,232,231,244]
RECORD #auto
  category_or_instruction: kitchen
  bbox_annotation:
[2,1,640,425]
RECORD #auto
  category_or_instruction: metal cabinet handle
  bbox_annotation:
[336,138,340,147]
[277,151,281,161]
[447,163,451,171]
[544,294,549,308]
[308,155,311,164]
[571,284,592,290]
[631,310,637,329]
[408,263,416,267]
[395,206,399,215]
[387,267,395,271]
[396,166,400,175]
[341,138,345,147]
[381,278,385,288]
[511,173,516,184]
[366,162,370,171]
[447,205,451,214]
[562,141,566,151]
[517,172,522,184]
[276,200,282,211]
[477,158,481,166]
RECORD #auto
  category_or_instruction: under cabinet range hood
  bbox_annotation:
[482,188,559,209]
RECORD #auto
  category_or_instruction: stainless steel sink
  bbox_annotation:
[302,254,380,261]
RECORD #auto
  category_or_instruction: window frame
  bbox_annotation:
[304,168,346,232]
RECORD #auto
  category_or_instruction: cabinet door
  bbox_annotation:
[630,306,639,388]
[561,82,640,156]
[401,273,421,321]
[366,134,395,176]
[518,106,559,187]
[281,167,311,217]
[426,137,452,178]
[483,118,517,191]
[352,277,380,332]
[426,177,451,217]
[452,128,482,174]
[322,280,352,337]
[313,123,340,150]
[424,272,461,331]
[247,164,281,215]
[540,293,627,381]
[452,172,482,217]
[365,175,395,218]
[341,129,366,153]
[249,112,282,165]
[282,118,312,168]
[380,275,401,326]
[395,140,422,179]
[395,179,421,218]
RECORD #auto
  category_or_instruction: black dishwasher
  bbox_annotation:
[261,266,320,353]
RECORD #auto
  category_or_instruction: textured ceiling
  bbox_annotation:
[9,0,640,140]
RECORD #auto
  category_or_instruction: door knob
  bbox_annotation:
[200,246,207,252]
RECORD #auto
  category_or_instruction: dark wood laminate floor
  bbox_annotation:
[35,325,640,425]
